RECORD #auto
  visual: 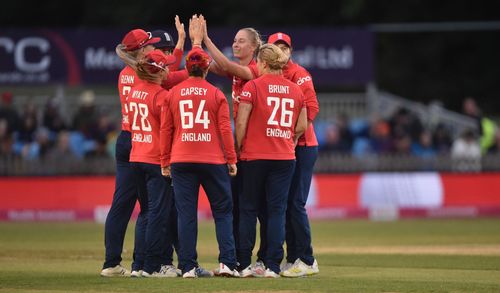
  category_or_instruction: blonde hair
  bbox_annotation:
[257,44,288,71]
[136,57,164,82]
[116,44,139,69]
[240,28,262,56]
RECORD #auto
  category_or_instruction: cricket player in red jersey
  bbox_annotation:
[127,49,179,277]
[201,23,261,119]
[160,47,239,278]
[150,15,186,71]
[197,18,263,271]
[115,17,193,91]
[101,28,160,278]
[268,32,320,277]
[235,44,308,278]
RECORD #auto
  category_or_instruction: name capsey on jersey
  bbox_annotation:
[179,86,211,142]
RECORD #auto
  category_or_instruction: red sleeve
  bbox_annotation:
[295,69,319,121]
[248,64,259,79]
[239,80,256,105]
[168,48,184,71]
[162,69,189,90]
[160,92,174,167]
[153,89,168,117]
[216,90,237,164]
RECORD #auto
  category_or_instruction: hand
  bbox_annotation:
[228,163,237,177]
[199,14,208,41]
[161,166,171,177]
[174,15,185,41]
[188,14,198,43]
[189,14,203,46]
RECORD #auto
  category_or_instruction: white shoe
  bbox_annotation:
[182,268,197,278]
[264,268,280,278]
[280,261,294,272]
[280,259,308,277]
[100,265,129,277]
[181,267,214,278]
[142,265,178,278]
[307,259,319,275]
[238,265,253,278]
[195,267,214,278]
[213,263,239,277]
[159,264,179,277]
[252,261,266,277]
[130,270,143,278]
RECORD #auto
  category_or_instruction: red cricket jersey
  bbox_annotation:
[239,73,305,161]
[128,80,169,165]
[118,63,187,132]
[230,60,259,120]
[118,66,137,132]
[162,69,189,90]
[160,77,236,166]
[169,48,183,71]
[283,60,319,147]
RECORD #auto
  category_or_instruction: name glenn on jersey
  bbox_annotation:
[120,75,135,84]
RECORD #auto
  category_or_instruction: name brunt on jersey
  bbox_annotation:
[130,90,153,144]
[244,84,294,139]
[179,86,211,142]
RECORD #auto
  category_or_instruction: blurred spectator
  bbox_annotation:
[412,130,436,158]
[369,117,392,154]
[451,129,481,172]
[0,119,15,156]
[43,97,67,134]
[462,97,497,154]
[320,124,349,153]
[462,97,482,133]
[432,123,453,154]
[72,90,99,139]
[89,114,116,143]
[393,134,412,154]
[16,99,39,143]
[0,91,21,135]
[46,131,79,161]
[85,136,111,159]
[320,114,353,153]
[389,107,423,143]
[19,127,52,160]
[335,113,354,150]
[487,130,500,154]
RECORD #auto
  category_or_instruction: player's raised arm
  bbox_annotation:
[174,15,186,52]
[201,16,254,80]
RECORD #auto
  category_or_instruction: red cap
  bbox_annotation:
[268,32,292,47]
[122,29,161,51]
[143,49,176,73]
[185,48,212,72]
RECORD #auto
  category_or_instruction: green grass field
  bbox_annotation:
[1,219,500,292]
